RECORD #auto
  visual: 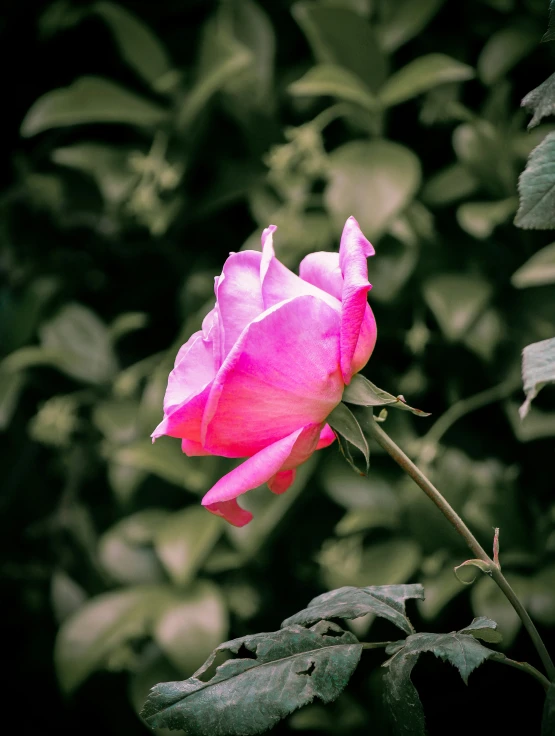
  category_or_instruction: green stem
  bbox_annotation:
[367,417,555,682]
[490,653,550,692]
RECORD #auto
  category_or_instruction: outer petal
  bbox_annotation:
[181,438,213,456]
[350,303,377,376]
[316,423,336,450]
[152,383,211,442]
[299,251,343,300]
[338,216,375,384]
[268,469,296,495]
[202,424,322,525]
[216,251,265,359]
[201,295,343,457]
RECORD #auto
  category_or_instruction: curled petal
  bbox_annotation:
[204,499,253,527]
[350,304,377,376]
[202,295,343,457]
[268,469,296,495]
[152,383,212,442]
[338,216,375,384]
[202,424,321,525]
[216,251,265,359]
[162,330,217,415]
[181,439,213,456]
[299,251,343,300]
[316,423,336,450]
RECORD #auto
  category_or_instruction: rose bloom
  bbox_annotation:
[152,216,376,526]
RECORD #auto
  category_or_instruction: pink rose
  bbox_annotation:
[152,216,376,526]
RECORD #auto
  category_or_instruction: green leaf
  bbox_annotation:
[342,374,431,416]
[288,64,377,112]
[292,2,387,92]
[459,616,503,643]
[522,73,555,129]
[516,132,555,229]
[452,121,514,197]
[21,76,168,136]
[178,20,252,129]
[325,140,421,241]
[383,630,496,735]
[512,243,555,287]
[98,510,169,585]
[154,580,228,675]
[520,337,555,418]
[327,402,369,467]
[542,684,555,736]
[456,198,517,239]
[91,2,173,89]
[39,302,118,384]
[477,26,538,86]
[113,437,211,491]
[379,54,474,108]
[141,622,362,735]
[506,401,555,441]
[422,163,479,206]
[377,0,446,52]
[50,570,87,624]
[52,143,136,206]
[93,399,140,444]
[154,506,223,587]
[422,274,492,341]
[281,584,424,635]
[55,585,177,693]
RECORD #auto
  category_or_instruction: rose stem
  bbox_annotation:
[367,417,555,682]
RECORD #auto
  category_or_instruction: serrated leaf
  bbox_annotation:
[154,580,228,675]
[379,54,474,108]
[522,73,555,129]
[520,337,555,418]
[91,2,172,89]
[327,402,369,466]
[21,76,168,136]
[154,506,223,587]
[542,684,555,736]
[457,198,517,239]
[383,630,496,735]
[281,584,424,635]
[288,64,377,112]
[292,3,387,92]
[342,374,431,416]
[55,585,177,693]
[459,616,503,643]
[377,0,446,52]
[423,274,492,342]
[141,622,362,735]
[512,242,555,287]
[516,132,555,229]
[325,140,421,241]
[478,26,538,86]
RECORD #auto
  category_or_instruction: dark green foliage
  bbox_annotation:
[141,622,362,735]
[281,585,424,634]
[383,627,497,735]
[542,684,555,736]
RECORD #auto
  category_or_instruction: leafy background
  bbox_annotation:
[2,0,555,734]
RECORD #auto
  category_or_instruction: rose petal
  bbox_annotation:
[202,424,322,524]
[152,382,212,442]
[162,330,217,414]
[204,499,253,527]
[181,438,213,456]
[351,303,377,376]
[299,251,343,300]
[216,251,265,358]
[338,216,375,384]
[201,295,343,457]
[316,423,336,450]
[268,469,296,495]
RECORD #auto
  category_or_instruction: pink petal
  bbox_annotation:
[152,382,212,442]
[338,216,375,384]
[216,251,265,359]
[261,239,340,313]
[299,251,343,300]
[202,424,322,525]
[204,499,253,527]
[201,295,343,457]
[268,469,296,495]
[351,303,377,376]
[316,423,336,450]
[162,330,217,414]
[181,438,213,456]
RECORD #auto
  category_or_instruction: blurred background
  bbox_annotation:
[2,0,555,734]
